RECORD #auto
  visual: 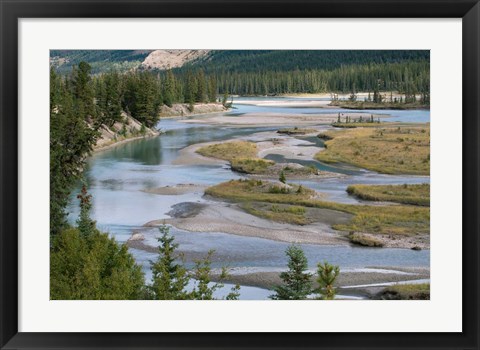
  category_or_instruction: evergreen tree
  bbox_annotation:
[149,225,240,300]
[72,61,96,118]
[150,225,190,300]
[195,69,207,103]
[190,250,240,300]
[315,261,340,300]
[51,187,145,300]
[76,184,96,237]
[270,245,312,300]
[163,70,176,107]
[279,170,286,184]
[50,71,99,236]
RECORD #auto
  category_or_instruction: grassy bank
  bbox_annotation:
[315,125,430,175]
[331,122,382,128]
[347,184,430,206]
[329,101,429,110]
[196,141,258,160]
[378,283,430,300]
[277,127,317,135]
[206,179,430,235]
[197,141,321,177]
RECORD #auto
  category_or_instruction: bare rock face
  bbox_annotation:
[141,49,211,70]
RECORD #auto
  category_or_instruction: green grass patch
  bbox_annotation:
[380,283,430,300]
[242,203,309,225]
[315,125,430,175]
[230,158,274,174]
[196,141,258,161]
[347,183,430,206]
[205,180,430,235]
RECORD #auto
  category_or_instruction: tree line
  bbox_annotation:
[203,61,429,96]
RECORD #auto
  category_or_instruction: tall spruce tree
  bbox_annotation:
[150,225,190,300]
[270,245,312,300]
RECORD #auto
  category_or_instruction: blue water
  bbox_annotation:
[67,97,430,299]
[230,96,430,123]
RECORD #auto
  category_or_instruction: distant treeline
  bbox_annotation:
[172,49,430,95]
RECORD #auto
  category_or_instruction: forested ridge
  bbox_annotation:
[51,50,430,95]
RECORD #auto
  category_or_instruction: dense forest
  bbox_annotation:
[50,50,153,74]
[51,50,430,95]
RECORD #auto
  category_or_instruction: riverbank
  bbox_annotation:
[93,113,160,153]
[159,102,228,118]
[329,100,430,110]
[141,200,352,246]
[211,266,430,297]
[181,111,389,127]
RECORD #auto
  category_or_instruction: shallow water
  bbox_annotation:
[231,96,430,123]
[68,97,430,299]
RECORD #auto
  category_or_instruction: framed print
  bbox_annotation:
[1,0,479,349]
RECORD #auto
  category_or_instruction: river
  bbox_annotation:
[67,97,430,299]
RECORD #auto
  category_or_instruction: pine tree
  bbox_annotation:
[163,70,176,107]
[150,225,190,300]
[279,170,286,184]
[190,250,240,300]
[270,245,312,300]
[316,261,340,300]
[76,184,96,237]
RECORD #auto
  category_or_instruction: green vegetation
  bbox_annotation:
[53,50,430,97]
[270,245,340,300]
[379,283,430,300]
[50,66,99,235]
[279,170,287,184]
[230,158,274,174]
[242,203,309,225]
[197,142,318,177]
[331,122,382,128]
[315,126,430,175]
[347,183,430,206]
[196,141,258,161]
[277,127,317,135]
[149,225,240,300]
[270,245,313,300]
[51,186,145,300]
[316,262,340,300]
[330,100,429,110]
[50,50,153,74]
[181,50,429,96]
[206,180,430,235]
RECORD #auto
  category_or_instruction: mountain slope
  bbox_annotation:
[50,50,153,74]
[141,49,210,70]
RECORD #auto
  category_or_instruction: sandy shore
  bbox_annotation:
[180,112,387,127]
[142,200,352,245]
[173,129,328,166]
[214,267,430,292]
[143,184,207,196]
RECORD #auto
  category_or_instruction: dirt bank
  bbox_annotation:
[159,103,228,118]
[94,112,159,152]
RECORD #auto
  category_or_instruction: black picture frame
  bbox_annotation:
[1,0,478,349]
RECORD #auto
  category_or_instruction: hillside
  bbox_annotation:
[50,50,154,74]
[50,49,429,75]
[178,50,429,73]
[141,49,210,70]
